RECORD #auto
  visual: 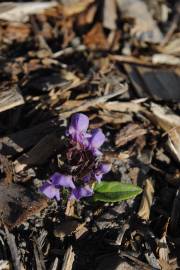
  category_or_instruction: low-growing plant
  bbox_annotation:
[40,113,142,202]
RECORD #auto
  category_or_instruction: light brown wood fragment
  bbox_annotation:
[103,0,117,30]
[138,178,154,220]
[0,84,24,113]
[61,246,75,270]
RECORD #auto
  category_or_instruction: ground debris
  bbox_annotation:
[0,0,179,268]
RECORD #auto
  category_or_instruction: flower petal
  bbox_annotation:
[94,163,111,182]
[51,173,75,189]
[68,113,89,135]
[99,163,111,174]
[88,129,105,150]
[70,186,93,200]
[39,182,60,200]
[94,173,103,182]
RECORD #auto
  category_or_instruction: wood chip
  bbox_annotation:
[83,23,108,50]
[14,132,64,173]
[0,2,58,22]
[124,64,180,101]
[60,83,128,118]
[115,123,147,147]
[116,0,163,43]
[4,226,22,270]
[97,101,143,113]
[0,83,24,113]
[149,103,180,163]
[61,245,75,270]
[0,118,62,156]
[138,178,154,221]
[0,182,47,228]
[103,0,117,30]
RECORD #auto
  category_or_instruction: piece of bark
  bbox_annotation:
[170,186,180,235]
[103,0,117,30]
[60,83,128,118]
[14,132,64,173]
[95,202,128,230]
[124,64,180,101]
[115,123,147,147]
[0,182,47,229]
[83,23,108,50]
[97,101,143,113]
[148,103,180,163]
[158,235,169,263]
[4,226,22,270]
[60,0,94,17]
[0,83,24,113]
[50,258,59,270]
[152,54,180,66]
[0,118,62,156]
[61,245,75,270]
[0,2,58,22]
[99,111,132,125]
[54,219,80,239]
[138,178,154,221]
[116,0,163,43]
[97,255,140,270]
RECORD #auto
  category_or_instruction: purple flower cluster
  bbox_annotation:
[40,113,111,201]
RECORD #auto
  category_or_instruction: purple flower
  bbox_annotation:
[88,129,105,156]
[68,113,89,144]
[70,185,93,200]
[50,173,75,189]
[40,173,75,200]
[83,174,91,183]
[39,181,60,200]
[40,113,111,203]
[94,163,111,182]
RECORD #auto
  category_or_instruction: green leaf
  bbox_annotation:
[93,181,142,202]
